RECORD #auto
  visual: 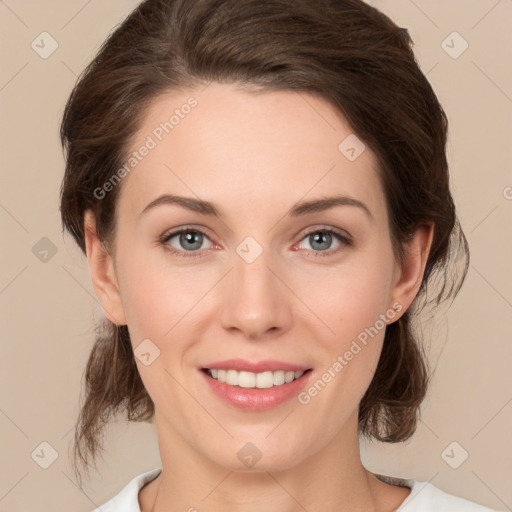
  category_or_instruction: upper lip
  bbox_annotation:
[201,359,311,373]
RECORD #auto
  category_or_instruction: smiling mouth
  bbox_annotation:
[201,368,313,389]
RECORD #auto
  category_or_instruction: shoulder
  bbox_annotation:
[374,474,503,512]
[90,468,162,512]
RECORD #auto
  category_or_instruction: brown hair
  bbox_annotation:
[59,0,469,485]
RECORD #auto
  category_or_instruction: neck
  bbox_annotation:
[141,410,393,512]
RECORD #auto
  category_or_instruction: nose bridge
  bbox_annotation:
[221,237,290,338]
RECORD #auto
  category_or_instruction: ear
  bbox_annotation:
[388,222,434,320]
[84,210,127,325]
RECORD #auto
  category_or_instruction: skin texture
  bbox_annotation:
[84,82,433,512]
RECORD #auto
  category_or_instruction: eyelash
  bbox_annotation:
[159,225,353,259]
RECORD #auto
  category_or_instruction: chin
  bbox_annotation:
[203,435,311,474]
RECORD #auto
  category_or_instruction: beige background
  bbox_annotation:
[0,1,511,511]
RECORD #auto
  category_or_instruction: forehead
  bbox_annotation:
[116,82,385,222]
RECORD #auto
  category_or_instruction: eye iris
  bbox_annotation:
[310,231,332,251]
[180,231,203,250]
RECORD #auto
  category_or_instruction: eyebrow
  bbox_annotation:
[138,193,373,221]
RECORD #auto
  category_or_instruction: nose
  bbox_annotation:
[220,247,293,341]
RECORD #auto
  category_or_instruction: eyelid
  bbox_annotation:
[300,225,353,244]
[159,224,216,242]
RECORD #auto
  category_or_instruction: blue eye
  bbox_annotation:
[160,227,213,258]
[159,226,352,259]
[298,228,352,257]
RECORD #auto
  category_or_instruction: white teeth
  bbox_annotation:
[206,368,305,388]
[256,371,274,388]
[238,371,255,388]
[273,370,285,386]
[226,369,238,385]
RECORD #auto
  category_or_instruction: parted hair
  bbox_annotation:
[59,0,469,485]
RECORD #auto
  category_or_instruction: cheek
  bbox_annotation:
[298,243,395,404]
[116,253,208,400]
[304,256,394,348]
[295,271,390,432]
[114,244,201,345]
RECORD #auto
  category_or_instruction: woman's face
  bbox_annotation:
[86,82,427,472]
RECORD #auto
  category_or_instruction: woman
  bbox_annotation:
[59,0,501,511]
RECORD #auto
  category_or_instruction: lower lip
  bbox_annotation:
[200,370,312,411]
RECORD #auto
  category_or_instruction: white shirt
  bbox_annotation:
[92,469,502,512]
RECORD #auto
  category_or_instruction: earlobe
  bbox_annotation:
[84,210,127,325]
[388,222,434,320]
